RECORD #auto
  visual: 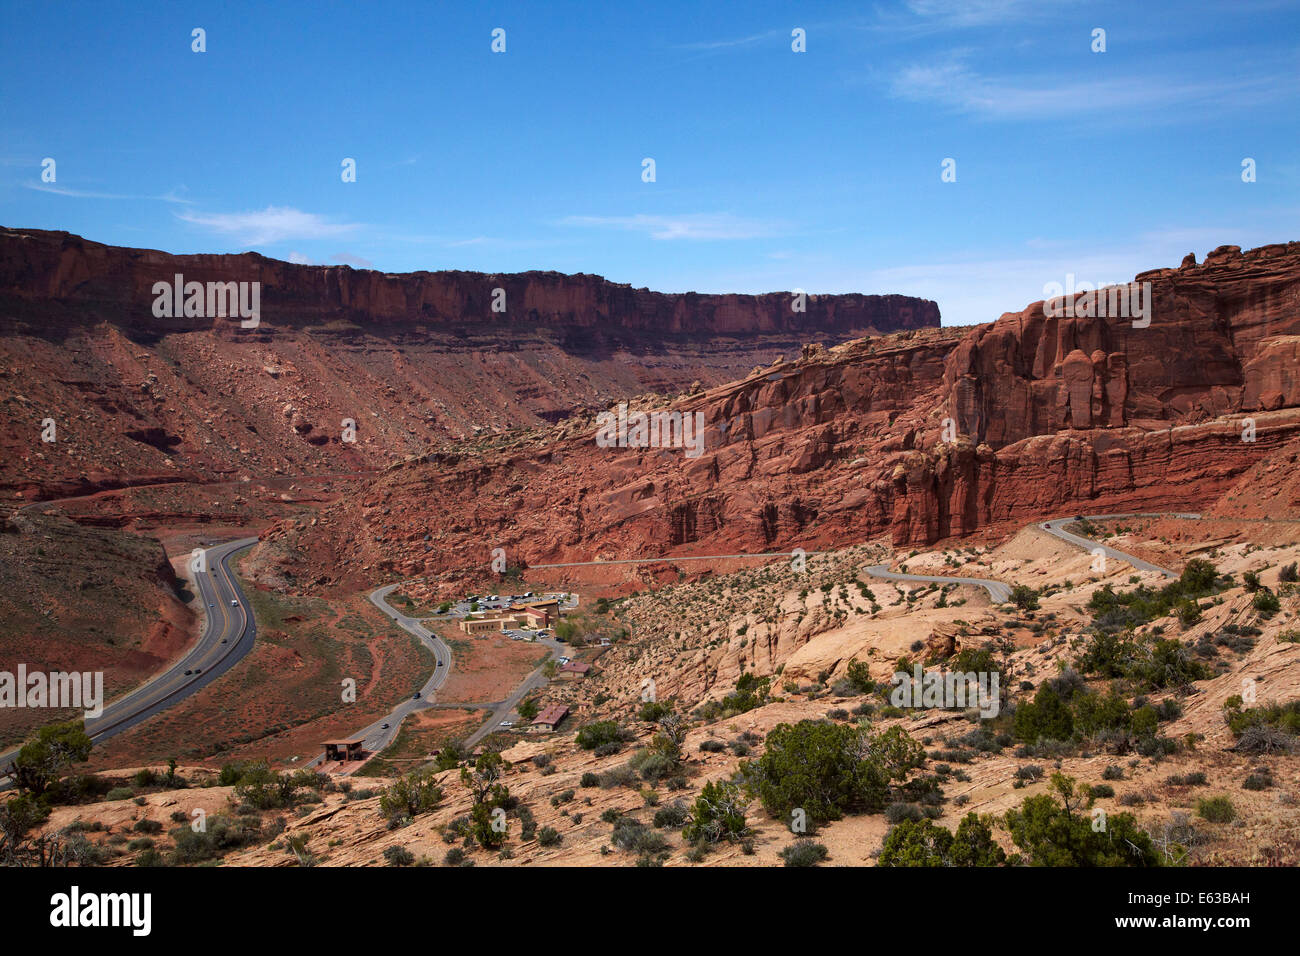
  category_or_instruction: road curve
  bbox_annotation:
[1038,513,1200,579]
[863,565,1012,604]
[352,584,565,763]
[1,536,259,780]
[304,584,456,766]
[461,635,565,749]
[861,512,1202,599]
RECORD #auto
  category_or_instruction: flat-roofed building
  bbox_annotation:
[322,738,366,762]
[458,600,561,634]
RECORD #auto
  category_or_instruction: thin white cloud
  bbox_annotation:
[675,29,786,52]
[891,57,1293,120]
[176,206,360,245]
[561,213,776,240]
[903,0,1072,28]
[25,182,193,204]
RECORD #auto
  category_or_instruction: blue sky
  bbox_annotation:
[2,0,1297,325]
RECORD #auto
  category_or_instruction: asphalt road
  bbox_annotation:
[863,564,1013,604]
[861,512,1203,600]
[0,536,259,781]
[0,511,1206,782]
[1038,513,1201,579]
[351,584,565,762]
[303,584,456,766]
[462,635,564,749]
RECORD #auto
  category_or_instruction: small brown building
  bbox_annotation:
[323,738,366,762]
[557,661,591,679]
[531,704,570,732]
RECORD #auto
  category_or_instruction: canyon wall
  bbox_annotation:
[248,242,1300,592]
[0,227,939,499]
[0,227,938,338]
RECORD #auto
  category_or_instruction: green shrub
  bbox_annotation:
[779,839,829,867]
[1196,795,1235,823]
[576,721,625,751]
[682,780,749,844]
[1252,590,1281,619]
[378,769,444,821]
[383,845,415,866]
[747,721,921,825]
[653,800,689,829]
[1010,585,1040,611]
[878,812,1007,867]
[610,817,670,854]
[1013,684,1074,744]
[1004,773,1159,866]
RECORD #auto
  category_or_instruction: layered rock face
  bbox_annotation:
[249,243,1300,593]
[943,242,1300,445]
[0,227,937,337]
[0,227,938,499]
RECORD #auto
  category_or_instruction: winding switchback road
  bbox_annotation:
[862,512,1202,600]
[351,583,564,762]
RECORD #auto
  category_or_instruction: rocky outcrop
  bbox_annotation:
[943,242,1300,447]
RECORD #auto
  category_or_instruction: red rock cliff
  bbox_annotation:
[248,242,1300,591]
[0,227,939,338]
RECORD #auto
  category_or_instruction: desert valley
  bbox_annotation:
[3,4,1297,940]
[2,228,1298,874]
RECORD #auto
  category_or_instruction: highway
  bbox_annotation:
[0,511,1203,783]
[0,536,259,781]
